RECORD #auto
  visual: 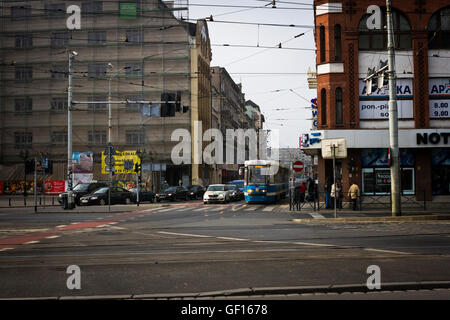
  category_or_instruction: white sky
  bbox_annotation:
[187,0,317,148]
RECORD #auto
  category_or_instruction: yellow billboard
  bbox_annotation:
[101,150,141,174]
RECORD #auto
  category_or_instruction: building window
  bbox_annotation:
[88,31,106,44]
[358,8,411,50]
[11,5,32,21]
[88,63,107,78]
[321,88,327,125]
[125,63,142,76]
[82,1,103,17]
[431,149,450,195]
[15,98,32,114]
[51,32,70,48]
[125,29,143,43]
[45,3,65,19]
[15,66,32,81]
[51,131,67,144]
[126,95,144,112]
[50,65,68,79]
[126,130,144,145]
[319,25,326,62]
[428,7,450,49]
[15,132,32,149]
[88,96,107,112]
[51,98,68,112]
[88,130,106,145]
[334,25,341,61]
[335,87,343,125]
[15,34,33,48]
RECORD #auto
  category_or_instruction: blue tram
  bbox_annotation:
[244,160,289,203]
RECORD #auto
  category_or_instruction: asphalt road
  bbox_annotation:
[0,200,450,300]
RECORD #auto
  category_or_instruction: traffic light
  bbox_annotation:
[134,162,141,174]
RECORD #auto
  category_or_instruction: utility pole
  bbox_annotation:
[386,0,401,216]
[66,51,77,210]
[108,64,113,213]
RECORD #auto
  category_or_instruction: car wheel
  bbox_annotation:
[99,199,106,206]
[204,201,208,205]
[125,197,131,205]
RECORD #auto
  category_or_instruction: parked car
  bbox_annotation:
[155,186,189,202]
[58,182,108,206]
[230,179,245,192]
[203,184,231,204]
[226,184,244,201]
[129,187,155,203]
[187,185,206,200]
[79,187,133,206]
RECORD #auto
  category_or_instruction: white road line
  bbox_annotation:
[0,248,14,251]
[293,241,336,247]
[24,241,39,244]
[308,212,325,219]
[364,248,411,255]
[45,235,60,239]
[154,208,177,213]
[208,206,227,212]
[244,207,258,211]
[193,207,210,212]
[95,225,108,228]
[217,237,249,241]
[279,204,289,209]
[157,231,212,238]
[263,206,276,212]
[232,205,246,211]
[56,225,67,228]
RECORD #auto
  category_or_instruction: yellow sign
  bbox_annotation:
[101,150,141,174]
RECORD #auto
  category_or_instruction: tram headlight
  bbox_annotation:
[248,189,254,193]
[262,189,267,193]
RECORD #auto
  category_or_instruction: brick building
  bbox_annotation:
[301,0,450,204]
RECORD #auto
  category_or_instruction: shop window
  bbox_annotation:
[428,7,450,49]
[358,8,412,50]
[431,149,450,195]
[362,168,415,195]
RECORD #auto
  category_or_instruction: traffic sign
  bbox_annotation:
[293,161,304,172]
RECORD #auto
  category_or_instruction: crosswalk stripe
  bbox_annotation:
[193,207,210,212]
[308,212,325,219]
[244,206,258,211]
[263,206,276,212]
[208,206,227,212]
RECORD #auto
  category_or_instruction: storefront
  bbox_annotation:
[431,149,450,195]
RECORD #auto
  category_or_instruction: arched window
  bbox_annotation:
[335,88,343,125]
[319,25,326,62]
[334,25,342,61]
[358,8,411,50]
[428,7,450,49]
[321,88,327,125]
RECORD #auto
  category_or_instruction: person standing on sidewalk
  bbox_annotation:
[348,183,360,211]
[331,181,342,209]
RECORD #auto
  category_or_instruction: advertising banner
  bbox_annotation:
[359,100,413,119]
[44,181,65,195]
[101,150,141,174]
[72,151,93,173]
[359,79,413,98]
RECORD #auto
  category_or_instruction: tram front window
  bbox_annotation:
[247,167,268,185]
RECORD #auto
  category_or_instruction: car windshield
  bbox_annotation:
[207,185,225,191]
[93,187,108,194]
[73,184,89,192]
[187,186,197,191]
[225,185,237,191]
[164,187,177,192]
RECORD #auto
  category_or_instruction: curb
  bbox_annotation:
[2,281,450,300]
[291,214,450,223]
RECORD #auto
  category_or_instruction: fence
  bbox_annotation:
[289,186,427,212]
[0,195,60,208]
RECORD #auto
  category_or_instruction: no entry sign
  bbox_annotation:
[293,161,304,172]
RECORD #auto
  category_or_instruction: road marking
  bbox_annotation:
[208,206,227,212]
[263,206,276,212]
[173,207,191,212]
[279,205,289,209]
[56,225,67,228]
[232,204,246,211]
[45,235,60,239]
[293,241,336,247]
[95,225,108,228]
[308,212,325,219]
[364,248,411,255]
[0,248,14,251]
[154,208,176,213]
[244,207,258,211]
[193,207,210,212]
[24,240,39,244]
[217,237,249,241]
[158,231,212,238]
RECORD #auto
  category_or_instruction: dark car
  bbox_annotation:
[187,185,206,200]
[129,187,155,203]
[58,182,107,206]
[156,186,188,202]
[226,184,244,201]
[79,187,133,206]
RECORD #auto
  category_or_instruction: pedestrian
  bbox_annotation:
[325,178,332,209]
[331,180,342,209]
[299,182,307,202]
[348,182,360,211]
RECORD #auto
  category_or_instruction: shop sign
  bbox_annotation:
[359,100,413,119]
[417,132,450,145]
